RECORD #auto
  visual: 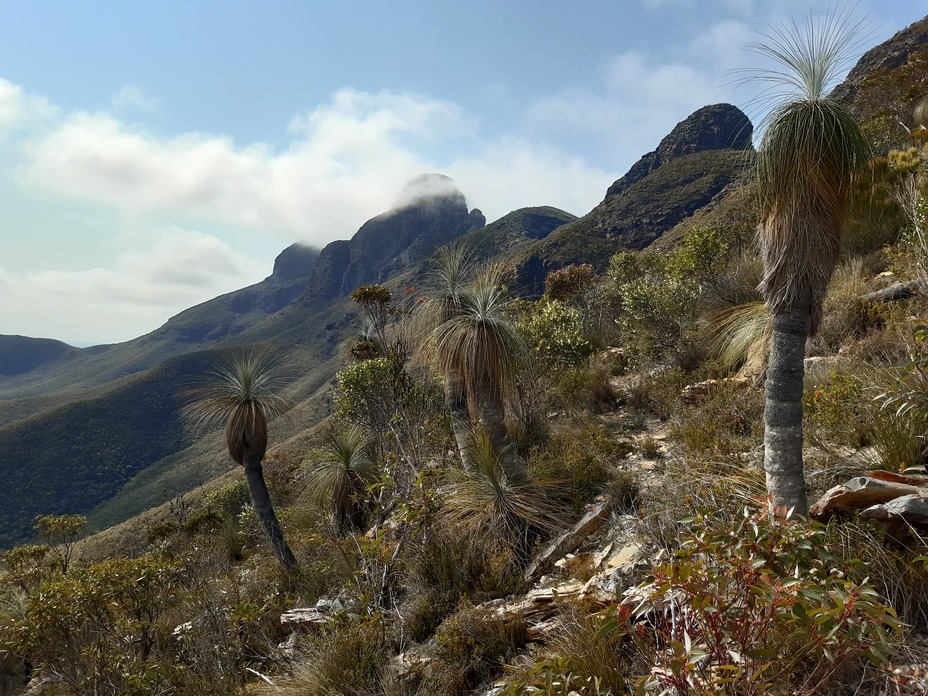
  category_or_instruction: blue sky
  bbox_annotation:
[0,0,921,346]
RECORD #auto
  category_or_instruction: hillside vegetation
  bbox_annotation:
[3,14,928,696]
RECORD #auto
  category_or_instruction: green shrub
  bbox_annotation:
[402,531,491,641]
[530,420,630,509]
[669,379,764,465]
[804,369,874,453]
[428,603,528,695]
[553,363,616,413]
[1,545,50,593]
[622,366,688,421]
[33,513,87,574]
[206,479,252,521]
[609,504,902,694]
[519,299,595,369]
[9,553,183,694]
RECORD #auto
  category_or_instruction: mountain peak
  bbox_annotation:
[393,173,465,210]
[606,103,753,199]
[271,243,320,281]
[304,174,485,301]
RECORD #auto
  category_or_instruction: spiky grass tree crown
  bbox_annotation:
[431,263,526,419]
[182,350,288,465]
[746,10,870,332]
[302,425,375,531]
[441,429,565,554]
[914,94,928,131]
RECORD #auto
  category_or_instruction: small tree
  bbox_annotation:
[33,514,87,574]
[350,284,393,359]
[303,426,376,534]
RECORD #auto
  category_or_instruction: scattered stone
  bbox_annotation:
[859,280,921,304]
[276,631,299,659]
[862,493,928,527]
[555,552,595,578]
[606,542,647,570]
[804,356,842,372]
[592,542,614,568]
[525,501,611,579]
[809,476,924,521]
[280,607,329,632]
[680,377,751,405]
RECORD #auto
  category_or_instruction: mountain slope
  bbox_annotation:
[514,103,754,292]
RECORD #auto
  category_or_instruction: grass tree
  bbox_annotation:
[442,429,565,567]
[420,242,479,472]
[183,350,298,571]
[421,245,529,484]
[302,425,376,534]
[746,12,869,515]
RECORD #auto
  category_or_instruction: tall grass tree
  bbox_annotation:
[422,250,530,484]
[419,242,479,471]
[745,11,870,515]
[182,350,298,571]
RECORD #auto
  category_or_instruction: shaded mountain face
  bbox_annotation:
[832,15,928,152]
[460,206,578,260]
[0,336,76,376]
[515,103,755,292]
[305,174,486,301]
[271,243,320,281]
[606,103,753,199]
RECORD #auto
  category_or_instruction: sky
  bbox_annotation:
[0,1,922,347]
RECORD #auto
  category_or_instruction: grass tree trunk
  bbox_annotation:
[243,456,298,571]
[476,391,528,485]
[446,369,476,472]
[763,310,810,516]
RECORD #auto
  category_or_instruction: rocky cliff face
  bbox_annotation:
[606,103,753,199]
[305,174,485,301]
[515,104,754,292]
[832,15,928,107]
[831,15,928,151]
[271,243,320,281]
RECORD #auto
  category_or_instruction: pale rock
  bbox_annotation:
[525,501,611,579]
[809,476,924,520]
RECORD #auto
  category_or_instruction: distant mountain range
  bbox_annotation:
[1,14,926,547]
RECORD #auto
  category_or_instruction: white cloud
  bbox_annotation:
[0,226,265,345]
[20,89,472,246]
[526,46,727,175]
[2,79,620,343]
[111,84,159,112]
[0,78,55,134]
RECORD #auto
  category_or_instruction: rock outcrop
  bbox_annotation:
[270,243,319,281]
[515,104,754,292]
[832,16,928,108]
[305,174,485,302]
[606,103,753,200]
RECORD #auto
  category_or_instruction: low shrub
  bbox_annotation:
[428,603,528,695]
[270,618,388,696]
[502,608,633,695]
[530,419,631,509]
[669,379,764,466]
[611,503,902,695]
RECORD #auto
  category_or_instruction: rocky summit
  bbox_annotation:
[606,103,753,199]
[304,174,485,302]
